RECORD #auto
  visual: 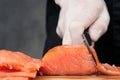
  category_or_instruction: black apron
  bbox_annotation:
[43,0,120,66]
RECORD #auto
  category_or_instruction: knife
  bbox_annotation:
[82,34,98,65]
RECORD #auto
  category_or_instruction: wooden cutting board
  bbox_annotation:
[33,76,120,80]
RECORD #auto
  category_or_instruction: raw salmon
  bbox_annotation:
[97,63,120,75]
[0,50,41,72]
[40,45,97,75]
[0,50,41,79]
[40,44,120,76]
[0,77,30,80]
[1,44,120,78]
[84,46,120,76]
[0,71,37,78]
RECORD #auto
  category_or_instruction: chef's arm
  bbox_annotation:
[55,0,110,45]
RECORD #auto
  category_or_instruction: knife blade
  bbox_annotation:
[82,34,97,65]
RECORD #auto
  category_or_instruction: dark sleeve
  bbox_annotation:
[94,0,114,64]
[96,0,120,66]
[112,0,120,65]
[43,0,62,55]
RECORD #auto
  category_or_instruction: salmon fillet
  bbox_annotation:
[40,44,120,76]
[40,45,97,75]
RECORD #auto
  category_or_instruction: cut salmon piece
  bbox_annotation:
[0,77,30,80]
[1,45,120,76]
[0,50,41,78]
[0,50,41,72]
[97,63,120,76]
[84,46,120,76]
[40,44,120,76]
[0,71,37,78]
[40,45,97,75]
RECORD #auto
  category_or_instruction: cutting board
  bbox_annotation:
[33,76,120,80]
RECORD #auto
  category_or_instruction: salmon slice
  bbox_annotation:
[0,50,41,72]
[0,71,37,78]
[40,45,97,75]
[86,46,120,76]
[0,77,30,80]
[0,50,41,79]
[97,63,120,76]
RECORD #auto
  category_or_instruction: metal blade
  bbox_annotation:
[82,34,97,65]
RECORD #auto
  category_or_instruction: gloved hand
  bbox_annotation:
[55,0,110,45]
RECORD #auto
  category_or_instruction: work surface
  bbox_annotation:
[33,76,120,80]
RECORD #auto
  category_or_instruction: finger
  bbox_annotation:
[88,5,110,42]
[62,21,85,45]
[62,28,72,45]
[62,12,99,45]
[56,9,66,38]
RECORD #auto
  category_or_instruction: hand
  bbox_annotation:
[55,0,110,45]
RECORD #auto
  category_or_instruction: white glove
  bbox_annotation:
[55,0,110,45]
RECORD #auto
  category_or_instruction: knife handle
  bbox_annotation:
[83,31,91,45]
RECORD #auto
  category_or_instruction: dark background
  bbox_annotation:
[0,0,47,58]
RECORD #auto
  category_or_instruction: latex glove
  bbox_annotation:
[55,0,110,45]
